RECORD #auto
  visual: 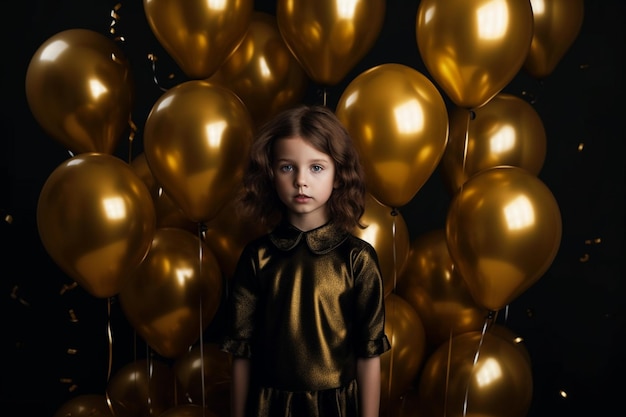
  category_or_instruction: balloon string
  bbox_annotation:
[105,297,114,414]
[462,310,496,416]
[386,298,395,410]
[444,332,453,417]
[127,118,137,164]
[391,208,398,293]
[148,53,170,92]
[452,109,473,247]
[197,222,207,410]
[385,208,399,408]
[106,298,113,381]
[199,297,206,409]
[323,87,327,107]
[460,110,473,190]
[146,355,154,414]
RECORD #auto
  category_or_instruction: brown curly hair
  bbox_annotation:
[236,104,367,232]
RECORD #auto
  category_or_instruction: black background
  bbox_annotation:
[2,1,624,416]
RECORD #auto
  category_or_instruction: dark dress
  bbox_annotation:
[221,220,391,417]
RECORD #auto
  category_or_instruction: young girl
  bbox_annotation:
[221,104,390,417]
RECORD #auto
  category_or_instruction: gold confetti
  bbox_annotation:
[585,237,601,244]
[68,309,78,323]
[10,286,30,307]
[59,282,78,295]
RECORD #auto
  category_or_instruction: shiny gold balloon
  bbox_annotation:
[119,228,223,358]
[524,0,584,79]
[152,191,196,234]
[174,343,232,416]
[143,80,254,223]
[446,166,562,312]
[380,294,426,416]
[130,153,160,201]
[489,324,531,366]
[160,404,219,417]
[276,0,385,86]
[53,394,124,417]
[143,0,253,79]
[130,153,198,233]
[336,63,449,208]
[394,386,424,417]
[416,331,533,417]
[352,194,410,297]
[396,229,488,350]
[25,29,134,154]
[416,0,533,109]
[106,359,176,417]
[37,153,156,298]
[441,93,547,194]
[210,12,309,128]
[204,193,269,279]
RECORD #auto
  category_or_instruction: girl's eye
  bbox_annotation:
[280,164,293,172]
[311,165,323,172]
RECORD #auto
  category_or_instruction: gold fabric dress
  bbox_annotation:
[221,221,391,417]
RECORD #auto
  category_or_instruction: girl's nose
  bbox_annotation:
[294,171,307,188]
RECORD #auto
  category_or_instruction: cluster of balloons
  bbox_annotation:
[25,0,583,416]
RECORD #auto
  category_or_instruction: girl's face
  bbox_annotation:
[272,136,338,231]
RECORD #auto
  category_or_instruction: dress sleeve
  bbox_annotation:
[221,244,258,358]
[352,243,391,357]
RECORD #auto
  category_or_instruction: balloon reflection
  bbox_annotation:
[476,0,509,40]
[504,195,534,230]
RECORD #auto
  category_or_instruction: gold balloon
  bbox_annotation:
[210,12,309,128]
[380,293,426,416]
[446,166,562,312]
[174,343,232,416]
[524,0,584,79]
[143,80,254,223]
[143,0,253,79]
[336,63,449,208]
[352,194,410,297]
[25,29,134,154]
[416,331,533,417]
[106,359,176,417]
[276,0,386,86]
[396,229,488,350]
[489,324,531,366]
[119,228,223,358]
[130,153,160,201]
[393,386,424,417]
[160,404,219,417]
[204,193,269,279]
[441,93,547,194]
[154,191,199,234]
[37,153,156,298]
[53,394,124,417]
[416,0,534,109]
[130,153,198,233]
